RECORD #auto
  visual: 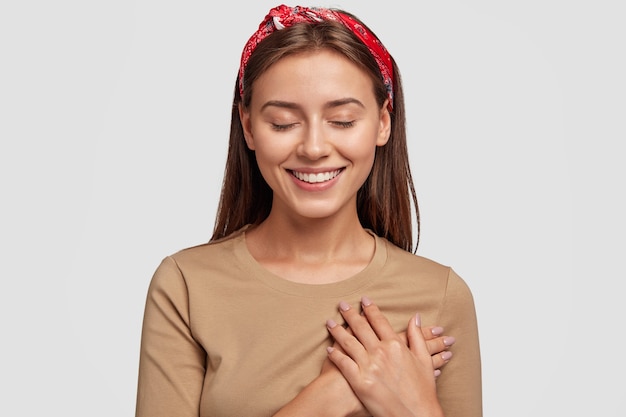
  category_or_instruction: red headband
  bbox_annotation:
[238,4,394,110]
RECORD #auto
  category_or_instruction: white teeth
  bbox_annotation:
[292,169,341,184]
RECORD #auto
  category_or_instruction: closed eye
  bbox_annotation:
[271,123,297,131]
[331,121,355,128]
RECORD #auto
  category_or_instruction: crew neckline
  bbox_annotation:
[233,228,388,298]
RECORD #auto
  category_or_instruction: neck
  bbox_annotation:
[245,211,375,284]
[251,210,370,261]
[243,199,378,284]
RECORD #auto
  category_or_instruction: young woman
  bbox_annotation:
[136,5,481,417]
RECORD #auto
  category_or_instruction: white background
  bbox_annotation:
[1,0,624,415]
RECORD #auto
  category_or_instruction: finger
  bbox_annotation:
[400,326,448,342]
[406,312,432,360]
[327,318,368,363]
[431,350,453,370]
[338,301,380,349]
[326,346,360,382]
[399,329,454,367]
[408,314,442,381]
[334,326,352,353]
[360,296,398,341]
[422,326,444,341]
[425,334,456,356]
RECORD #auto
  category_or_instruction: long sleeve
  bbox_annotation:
[135,256,206,417]
[436,268,483,417]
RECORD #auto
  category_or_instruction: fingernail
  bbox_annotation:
[339,301,351,312]
[441,351,453,361]
[326,346,335,354]
[443,336,456,347]
[431,326,444,336]
[415,313,421,327]
[434,369,442,378]
[361,296,372,307]
[326,319,338,329]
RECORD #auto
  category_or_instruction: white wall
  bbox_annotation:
[1,0,624,415]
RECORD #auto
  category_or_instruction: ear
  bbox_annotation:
[239,103,256,150]
[376,100,392,146]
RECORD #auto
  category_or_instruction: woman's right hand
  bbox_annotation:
[406,325,456,377]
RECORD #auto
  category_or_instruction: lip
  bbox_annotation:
[289,167,345,174]
[287,167,344,191]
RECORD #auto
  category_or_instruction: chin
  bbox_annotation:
[289,202,351,221]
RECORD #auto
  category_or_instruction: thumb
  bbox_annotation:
[407,312,429,357]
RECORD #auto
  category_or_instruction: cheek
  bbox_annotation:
[254,141,287,165]
[251,138,292,184]
[340,131,380,162]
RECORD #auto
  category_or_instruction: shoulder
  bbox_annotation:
[149,229,246,288]
[380,237,474,297]
[381,237,450,278]
[169,228,245,268]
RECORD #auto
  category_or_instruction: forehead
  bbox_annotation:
[250,49,377,109]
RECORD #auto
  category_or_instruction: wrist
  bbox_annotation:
[273,373,361,417]
[311,372,363,417]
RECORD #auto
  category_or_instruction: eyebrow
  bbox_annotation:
[260,97,365,112]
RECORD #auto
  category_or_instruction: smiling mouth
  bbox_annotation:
[290,169,343,184]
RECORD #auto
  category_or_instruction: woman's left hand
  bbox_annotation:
[326,297,446,417]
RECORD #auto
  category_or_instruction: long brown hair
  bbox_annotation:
[211,13,420,252]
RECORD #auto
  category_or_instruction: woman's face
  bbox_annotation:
[240,48,390,222]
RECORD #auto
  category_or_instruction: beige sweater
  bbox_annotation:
[135,228,482,416]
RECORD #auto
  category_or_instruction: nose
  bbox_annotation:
[297,123,331,160]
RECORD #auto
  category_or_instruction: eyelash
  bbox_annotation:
[270,120,355,131]
[271,123,295,131]
[332,121,355,128]
[272,120,354,132]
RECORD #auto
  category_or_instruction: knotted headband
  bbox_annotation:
[238,4,394,110]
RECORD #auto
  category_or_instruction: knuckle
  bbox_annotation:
[381,338,404,354]
[431,355,444,368]
[343,334,361,350]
